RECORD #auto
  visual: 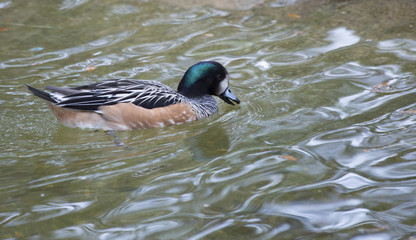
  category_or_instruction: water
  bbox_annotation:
[1,0,416,239]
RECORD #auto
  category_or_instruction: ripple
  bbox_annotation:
[323,62,378,79]
[305,126,402,168]
[362,186,416,199]
[270,0,302,7]
[257,27,361,67]
[185,38,254,57]
[377,39,416,61]
[2,1,416,239]
[123,41,178,55]
[0,211,20,225]
[251,106,347,136]
[309,27,360,54]
[0,31,136,70]
[351,233,392,240]
[103,65,153,79]
[364,161,416,180]
[256,30,299,55]
[239,15,277,31]
[325,63,404,88]
[292,172,379,193]
[101,198,179,225]
[242,76,302,127]
[5,201,92,226]
[254,60,272,71]
[333,173,377,191]
[60,0,88,10]
[94,220,187,240]
[142,8,228,26]
[188,219,235,240]
[111,4,140,15]
[52,224,94,239]
[262,199,371,231]
[263,52,311,66]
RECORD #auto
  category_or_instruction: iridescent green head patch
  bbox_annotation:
[182,62,216,88]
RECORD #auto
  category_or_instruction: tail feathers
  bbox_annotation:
[45,86,81,95]
[26,85,57,104]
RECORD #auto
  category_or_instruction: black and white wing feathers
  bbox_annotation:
[34,79,185,111]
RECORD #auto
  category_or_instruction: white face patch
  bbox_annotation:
[216,75,229,95]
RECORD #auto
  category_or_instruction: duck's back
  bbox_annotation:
[45,79,185,111]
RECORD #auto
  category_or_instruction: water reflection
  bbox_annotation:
[377,39,416,61]
[61,0,88,10]
[309,27,360,54]
[0,31,135,70]
[111,4,140,15]
[1,0,416,239]
[186,125,230,162]
[263,199,371,231]
[161,0,266,10]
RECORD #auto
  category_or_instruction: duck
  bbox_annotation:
[27,61,240,130]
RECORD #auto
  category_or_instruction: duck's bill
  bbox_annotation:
[219,87,240,105]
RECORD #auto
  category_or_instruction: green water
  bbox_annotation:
[1,0,416,239]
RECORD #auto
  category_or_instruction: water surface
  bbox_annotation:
[1,0,416,239]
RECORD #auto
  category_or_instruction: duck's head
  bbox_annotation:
[178,61,240,105]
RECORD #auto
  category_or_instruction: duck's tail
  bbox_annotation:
[26,85,57,104]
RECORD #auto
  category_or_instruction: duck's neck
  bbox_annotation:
[185,94,218,119]
[178,88,204,98]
